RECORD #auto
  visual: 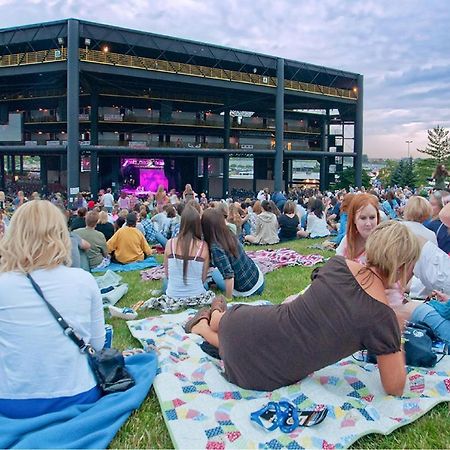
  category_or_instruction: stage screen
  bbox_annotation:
[121,158,168,194]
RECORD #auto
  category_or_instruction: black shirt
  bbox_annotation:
[278,214,299,241]
[96,222,115,241]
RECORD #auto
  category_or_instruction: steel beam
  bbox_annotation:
[222,105,230,198]
[90,150,98,199]
[354,74,363,187]
[0,154,4,190]
[67,18,80,205]
[274,58,284,192]
[202,157,209,196]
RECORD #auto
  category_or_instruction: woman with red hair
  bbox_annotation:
[336,194,380,264]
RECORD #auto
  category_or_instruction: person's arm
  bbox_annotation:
[211,245,235,297]
[377,352,406,396]
[202,243,210,283]
[163,239,171,279]
[79,238,91,251]
[87,276,106,351]
[106,230,118,254]
[225,278,234,298]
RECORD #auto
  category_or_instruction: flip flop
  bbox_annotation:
[184,307,211,333]
[210,295,227,315]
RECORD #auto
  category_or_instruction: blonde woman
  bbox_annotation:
[187,221,420,395]
[96,210,115,241]
[402,196,437,244]
[0,191,5,209]
[0,200,105,418]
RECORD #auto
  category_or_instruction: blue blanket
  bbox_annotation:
[92,256,159,273]
[0,352,158,449]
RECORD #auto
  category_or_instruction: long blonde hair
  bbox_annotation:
[0,200,71,273]
[365,221,421,287]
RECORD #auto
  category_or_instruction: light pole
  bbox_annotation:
[405,140,412,159]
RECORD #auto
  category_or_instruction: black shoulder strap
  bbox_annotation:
[26,273,90,353]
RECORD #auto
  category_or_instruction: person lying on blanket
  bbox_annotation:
[185,221,420,395]
[0,200,106,419]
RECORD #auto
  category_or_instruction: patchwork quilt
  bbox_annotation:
[128,306,450,449]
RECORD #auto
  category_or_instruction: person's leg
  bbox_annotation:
[210,310,226,332]
[211,268,226,292]
[191,319,220,348]
[155,231,168,248]
[411,303,450,343]
[253,280,265,295]
[161,277,168,294]
[245,235,258,244]
[297,229,308,238]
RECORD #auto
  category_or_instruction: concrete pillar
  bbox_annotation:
[67,19,80,205]
[274,58,284,192]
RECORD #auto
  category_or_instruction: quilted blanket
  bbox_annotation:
[127,307,450,449]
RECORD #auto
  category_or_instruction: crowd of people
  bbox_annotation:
[0,178,449,418]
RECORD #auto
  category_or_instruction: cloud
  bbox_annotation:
[1,0,449,158]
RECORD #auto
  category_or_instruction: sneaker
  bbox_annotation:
[108,305,138,320]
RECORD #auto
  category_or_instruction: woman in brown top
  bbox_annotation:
[186,222,421,395]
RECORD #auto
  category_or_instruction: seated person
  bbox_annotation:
[244,200,280,245]
[187,221,417,395]
[139,210,168,247]
[0,200,105,419]
[95,210,115,241]
[305,199,330,238]
[277,200,300,242]
[163,205,209,298]
[202,208,264,298]
[74,211,109,270]
[69,207,87,231]
[107,213,153,264]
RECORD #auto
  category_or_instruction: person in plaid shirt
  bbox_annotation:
[139,212,168,248]
[202,208,264,298]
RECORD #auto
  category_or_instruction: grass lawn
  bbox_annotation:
[107,239,449,449]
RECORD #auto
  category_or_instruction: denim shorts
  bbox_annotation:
[410,303,450,344]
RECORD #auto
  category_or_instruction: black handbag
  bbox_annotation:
[366,321,446,368]
[27,274,135,395]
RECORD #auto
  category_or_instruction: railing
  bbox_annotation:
[0,48,357,100]
[23,113,321,134]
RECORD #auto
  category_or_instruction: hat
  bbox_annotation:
[126,213,137,225]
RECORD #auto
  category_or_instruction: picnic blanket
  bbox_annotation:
[0,352,158,449]
[245,248,324,275]
[128,307,450,449]
[92,256,158,273]
[140,249,324,281]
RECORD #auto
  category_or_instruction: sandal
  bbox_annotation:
[184,307,211,333]
[250,402,280,432]
[210,295,227,315]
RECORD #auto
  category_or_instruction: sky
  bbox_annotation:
[1,0,449,159]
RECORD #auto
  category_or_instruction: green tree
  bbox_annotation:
[389,159,417,188]
[335,167,371,190]
[413,158,441,187]
[401,158,416,188]
[378,160,398,187]
[417,125,450,164]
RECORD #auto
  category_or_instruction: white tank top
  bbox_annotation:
[166,238,207,298]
